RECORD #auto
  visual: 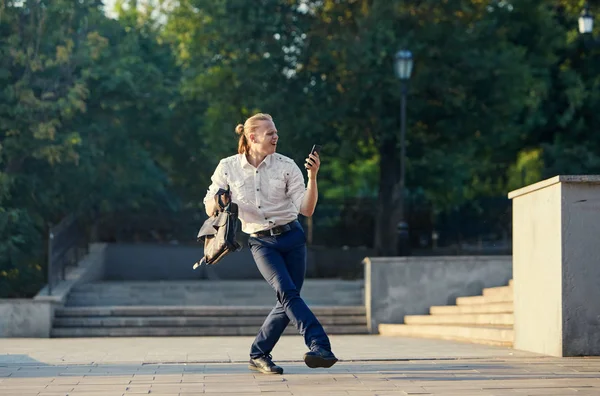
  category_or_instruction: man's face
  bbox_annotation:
[251,120,278,156]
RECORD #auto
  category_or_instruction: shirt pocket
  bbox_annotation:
[231,179,249,202]
[268,178,287,201]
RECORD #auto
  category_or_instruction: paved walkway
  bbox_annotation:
[0,335,599,395]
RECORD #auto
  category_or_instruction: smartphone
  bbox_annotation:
[307,144,321,167]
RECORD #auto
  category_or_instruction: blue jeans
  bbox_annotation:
[249,221,331,358]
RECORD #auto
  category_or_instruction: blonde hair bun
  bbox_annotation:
[235,124,244,135]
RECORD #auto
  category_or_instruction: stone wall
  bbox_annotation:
[0,300,55,337]
[509,175,600,357]
[0,243,107,338]
[364,256,512,333]
[104,243,372,280]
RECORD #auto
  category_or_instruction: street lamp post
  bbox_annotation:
[579,2,593,35]
[394,50,413,255]
[579,2,599,48]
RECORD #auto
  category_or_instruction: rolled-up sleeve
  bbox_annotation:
[287,163,306,212]
[203,160,228,206]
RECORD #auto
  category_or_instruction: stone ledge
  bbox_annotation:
[363,256,511,265]
[508,175,600,200]
[0,299,55,337]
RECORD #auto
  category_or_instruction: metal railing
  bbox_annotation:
[47,214,87,295]
[88,197,511,252]
[94,209,207,244]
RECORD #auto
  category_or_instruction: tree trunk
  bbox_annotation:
[373,134,400,256]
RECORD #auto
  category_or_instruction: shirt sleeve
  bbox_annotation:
[287,162,306,212]
[203,160,228,206]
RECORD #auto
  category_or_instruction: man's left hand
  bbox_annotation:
[305,152,320,179]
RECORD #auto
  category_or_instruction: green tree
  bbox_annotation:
[0,0,102,296]
[0,0,181,296]
[290,0,562,253]
[162,0,321,200]
[162,0,570,254]
[537,1,600,177]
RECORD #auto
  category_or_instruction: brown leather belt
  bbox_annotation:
[251,222,295,238]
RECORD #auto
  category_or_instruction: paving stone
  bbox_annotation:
[0,336,597,394]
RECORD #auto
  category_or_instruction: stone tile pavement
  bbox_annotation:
[0,335,599,395]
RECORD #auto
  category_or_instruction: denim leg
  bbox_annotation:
[281,242,330,351]
[282,240,306,293]
[249,230,330,358]
[249,240,290,358]
[250,302,288,359]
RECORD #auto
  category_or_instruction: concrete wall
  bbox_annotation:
[0,300,55,337]
[0,243,108,338]
[105,243,256,280]
[509,175,600,357]
[104,243,371,280]
[562,182,600,356]
[363,256,512,333]
[511,179,563,356]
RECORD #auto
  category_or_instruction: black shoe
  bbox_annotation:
[303,346,338,368]
[249,354,284,374]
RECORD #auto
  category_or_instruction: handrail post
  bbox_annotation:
[48,225,54,296]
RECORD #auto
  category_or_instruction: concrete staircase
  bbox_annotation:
[52,280,367,337]
[379,280,514,347]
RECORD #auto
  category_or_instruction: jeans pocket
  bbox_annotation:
[289,227,306,247]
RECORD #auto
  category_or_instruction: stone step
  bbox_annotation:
[69,290,363,296]
[56,279,367,337]
[378,324,513,347]
[455,293,513,306]
[482,285,513,298]
[64,298,363,307]
[429,302,513,315]
[51,324,369,337]
[66,292,363,299]
[55,305,366,317]
[68,290,365,296]
[66,280,364,307]
[66,296,364,304]
[71,280,364,292]
[54,314,366,328]
[404,313,513,326]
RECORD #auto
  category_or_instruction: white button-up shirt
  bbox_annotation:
[203,153,306,234]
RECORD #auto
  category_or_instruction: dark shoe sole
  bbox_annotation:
[303,354,338,369]
[248,364,283,375]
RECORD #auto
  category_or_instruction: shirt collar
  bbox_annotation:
[239,153,273,169]
[239,153,251,169]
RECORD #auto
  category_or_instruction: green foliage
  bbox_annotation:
[532,1,600,178]
[507,148,545,192]
[320,139,379,199]
[160,0,600,253]
[2,0,600,293]
[0,208,44,298]
[163,0,566,252]
[0,0,181,297]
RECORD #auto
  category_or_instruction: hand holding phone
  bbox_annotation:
[305,144,321,174]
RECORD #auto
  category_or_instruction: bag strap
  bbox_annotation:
[213,185,231,215]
